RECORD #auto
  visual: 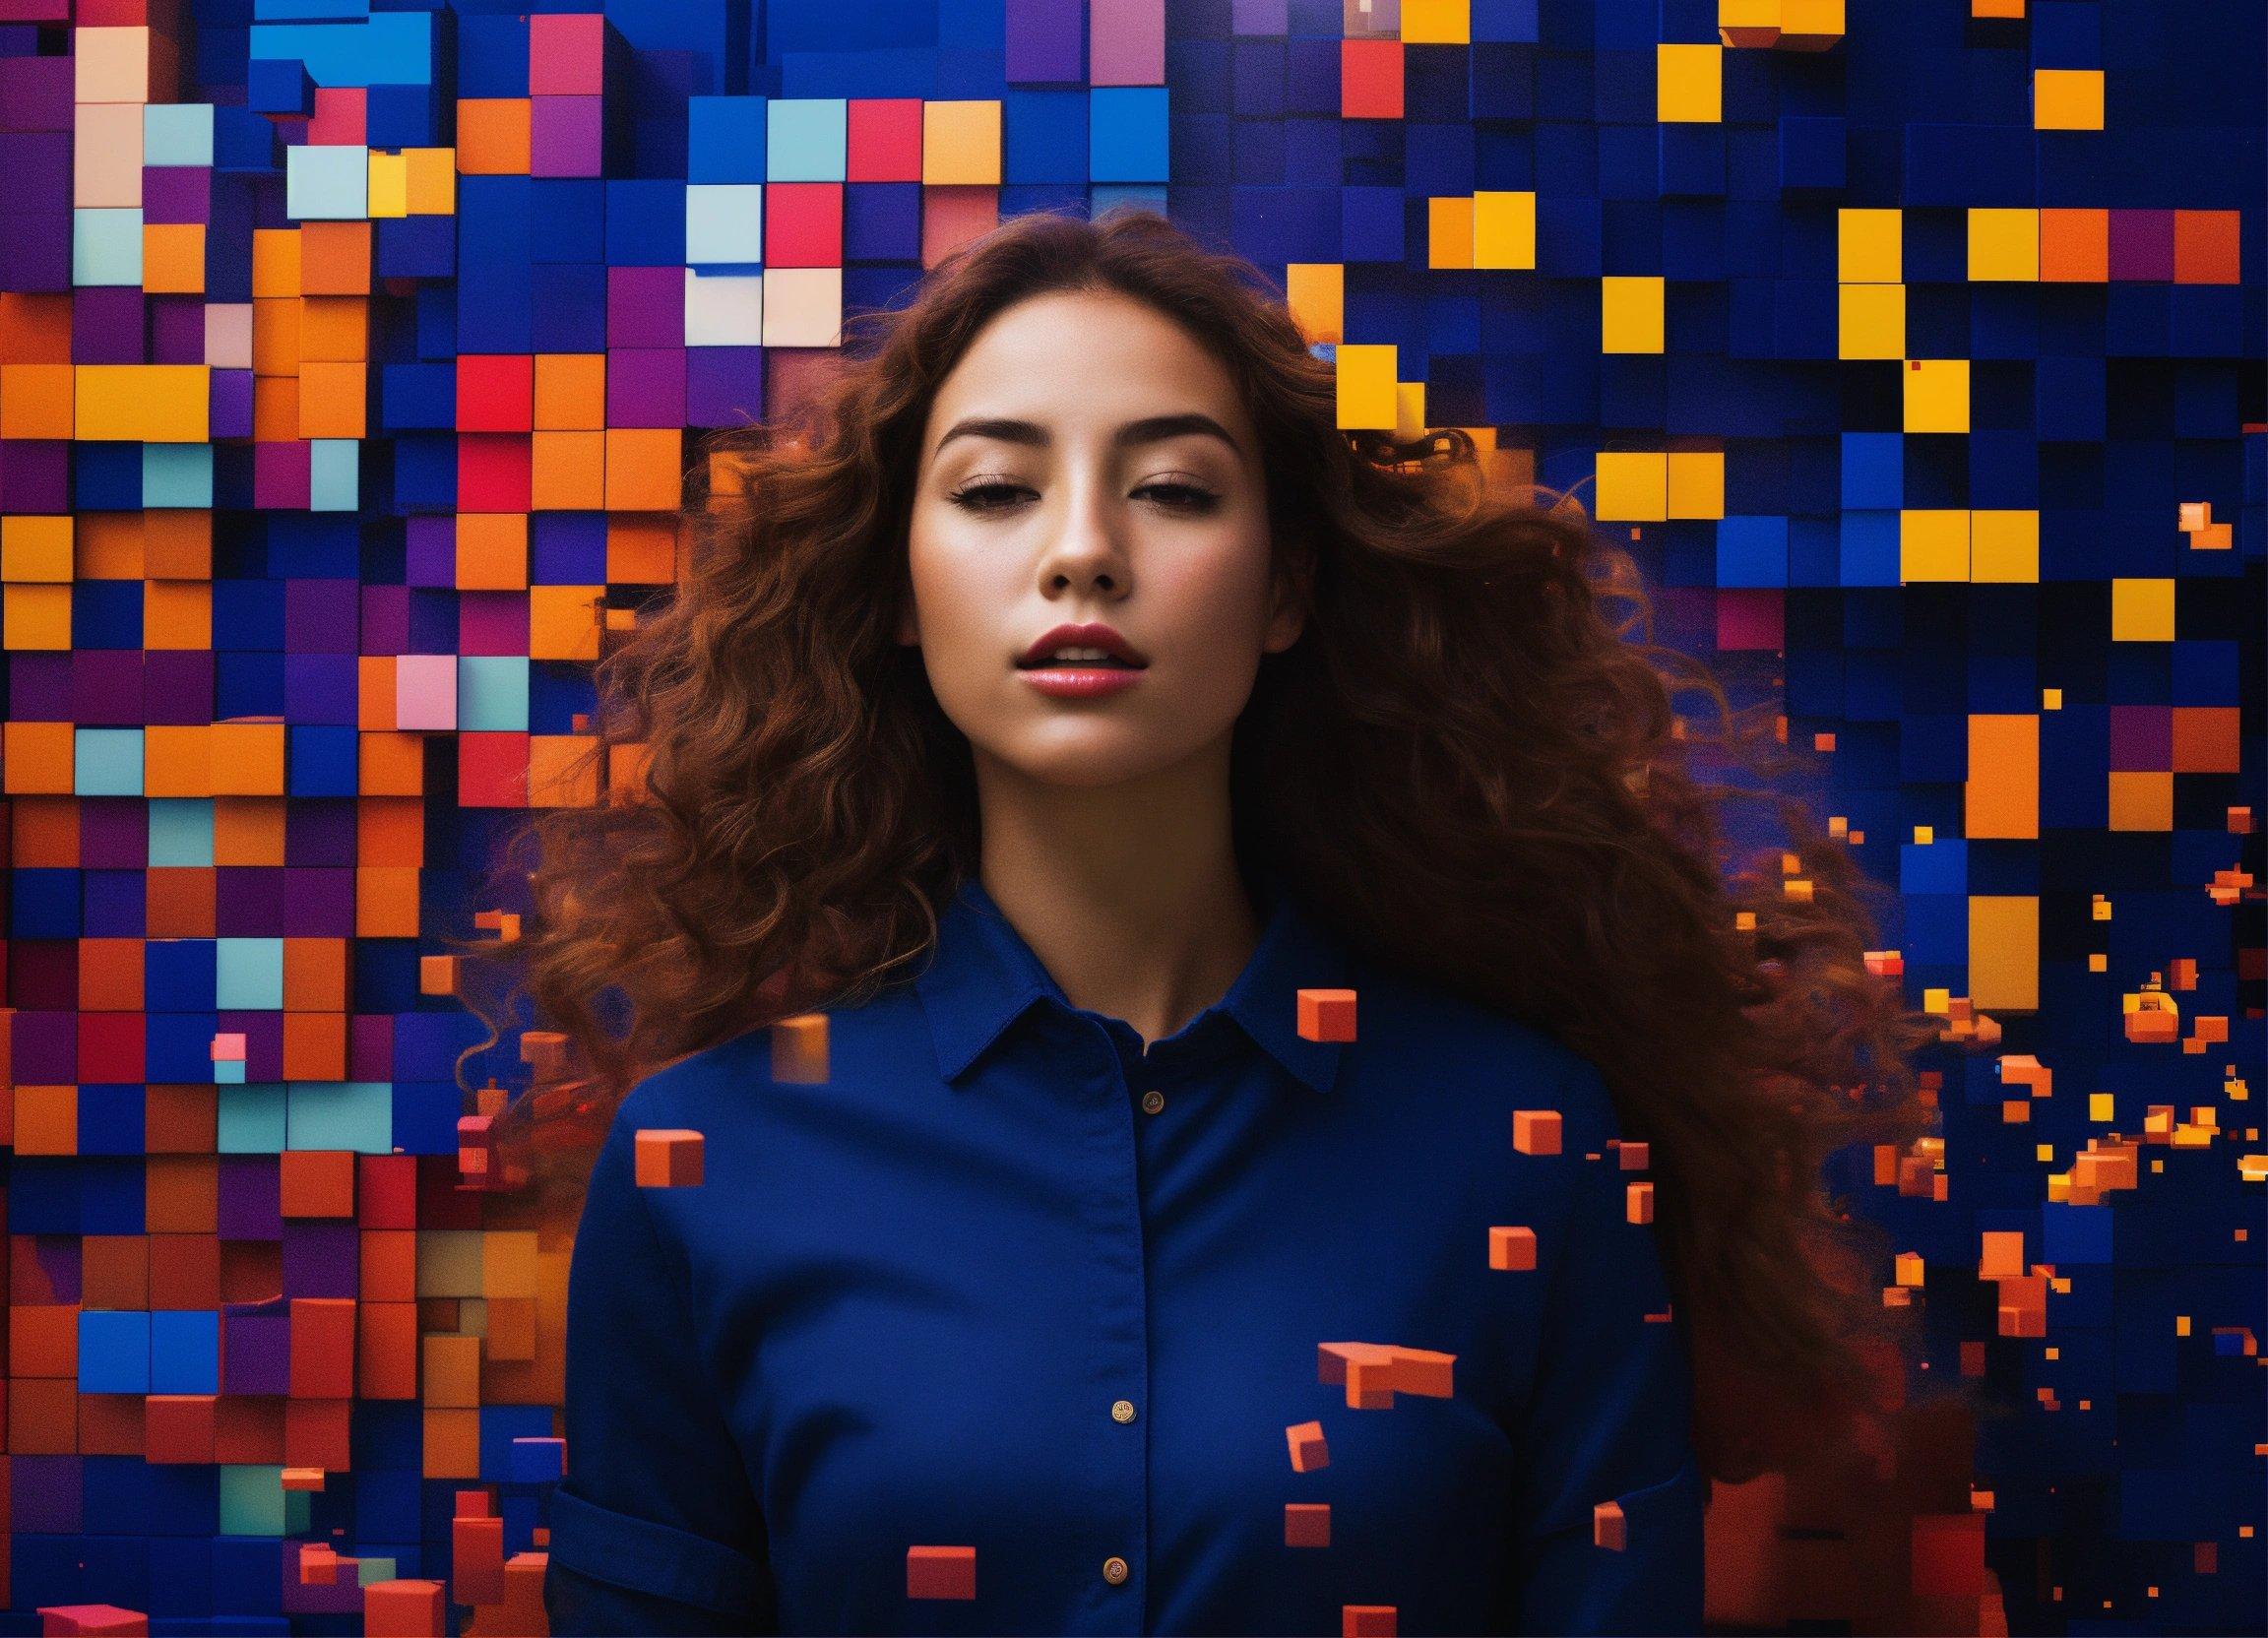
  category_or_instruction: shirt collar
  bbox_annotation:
[913,865,1354,1096]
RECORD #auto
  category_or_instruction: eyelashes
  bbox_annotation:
[946,479,1222,514]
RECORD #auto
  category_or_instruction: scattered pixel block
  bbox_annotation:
[1296,987,1357,1041]
[772,1013,831,1082]
[1594,1500,1627,1551]
[1286,1503,1331,1547]
[1512,1109,1562,1156]
[633,1127,705,1187]
[1489,1226,1538,1271]
[1287,1419,1330,1473]
[907,1545,976,1600]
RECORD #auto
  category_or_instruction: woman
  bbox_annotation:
[461,208,1933,1635]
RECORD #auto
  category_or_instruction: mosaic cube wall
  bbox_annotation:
[0,0,2261,1633]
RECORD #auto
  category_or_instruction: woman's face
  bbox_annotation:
[899,287,1302,790]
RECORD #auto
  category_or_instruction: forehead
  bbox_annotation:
[921,290,1255,462]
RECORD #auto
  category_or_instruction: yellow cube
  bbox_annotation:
[2110,578,2174,642]
[1473,191,1537,269]
[1427,196,1474,269]
[921,100,1001,186]
[404,148,458,215]
[1401,0,1471,44]
[1595,452,1669,522]
[1968,209,2040,282]
[1657,43,1723,122]
[2035,69,2105,131]
[75,364,211,442]
[367,151,410,219]
[1839,209,1902,284]
[1903,358,1970,434]
[1335,344,1398,430]
[1284,264,1345,346]
[1666,451,1725,519]
[1901,511,1970,583]
[1839,283,1905,359]
[1602,276,1665,353]
[1971,510,2040,583]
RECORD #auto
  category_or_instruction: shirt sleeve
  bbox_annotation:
[543,1094,780,1636]
[1507,1053,1707,1637]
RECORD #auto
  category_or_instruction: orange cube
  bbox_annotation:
[457,98,534,174]
[633,1127,704,1187]
[1512,1108,1562,1156]
[1296,987,1357,1042]
[1488,1225,1537,1271]
[772,1013,831,1083]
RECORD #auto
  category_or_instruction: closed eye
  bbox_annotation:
[947,480,1221,514]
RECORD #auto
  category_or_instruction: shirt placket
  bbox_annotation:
[1077,1014,1155,1636]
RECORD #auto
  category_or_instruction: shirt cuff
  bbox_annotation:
[547,1487,773,1617]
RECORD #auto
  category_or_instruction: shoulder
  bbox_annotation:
[1350,950,1625,1150]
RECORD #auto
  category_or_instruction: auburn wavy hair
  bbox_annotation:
[451,206,1941,1484]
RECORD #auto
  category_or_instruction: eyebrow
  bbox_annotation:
[931,412,1244,463]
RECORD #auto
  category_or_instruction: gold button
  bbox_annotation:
[1110,1399,1136,1423]
[1141,1089,1166,1114]
[1102,1556,1129,1585]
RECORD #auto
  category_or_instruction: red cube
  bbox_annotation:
[765,182,844,268]
[906,1545,976,1601]
[457,354,535,432]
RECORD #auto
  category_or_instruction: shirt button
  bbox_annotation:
[1140,1089,1166,1114]
[1110,1399,1137,1423]
[1102,1556,1130,1585]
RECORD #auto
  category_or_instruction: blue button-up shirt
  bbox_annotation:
[544,870,1705,1636]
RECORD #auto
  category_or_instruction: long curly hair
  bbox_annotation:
[451,206,1940,1483]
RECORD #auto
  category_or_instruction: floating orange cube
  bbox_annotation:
[1512,1108,1562,1155]
[1296,987,1357,1041]
[906,1545,975,1600]
[1489,1225,1537,1271]
[633,1127,704,1187]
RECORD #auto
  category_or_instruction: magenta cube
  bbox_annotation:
[531,94,604,177]
[605,346,687,427]
[606,263,683,347]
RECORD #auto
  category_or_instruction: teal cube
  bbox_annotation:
[144,102,217,166]
[458,656,531,731]
[309,438,359,509]
[75,727,145,796]
[144,443,215,508]
[218,1082,288,1153]
[74,208,145,285]
[766,97,847,180]
[149,798,217,865]
[286,143,369,220]
[217,937,285,1010]
[285,1080,394,1153]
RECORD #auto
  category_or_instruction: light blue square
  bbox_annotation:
[144,102,217,166]
[286,143,369,220]
[458,656,531,731]
[74,209,144,285]
[218,1083,288,1153]
[217,937,285,1010]
[1091,88,1169,182]
[148,798,217,866]
[286,1080,395,1153]
[685,184,764,265]
[75,727,145,797]
[79,1311,152,1395]
[309,438,358,509]
[144,443,215,508]
[766,98,847,181]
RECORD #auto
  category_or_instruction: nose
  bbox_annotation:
[1035,490,1130,598]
